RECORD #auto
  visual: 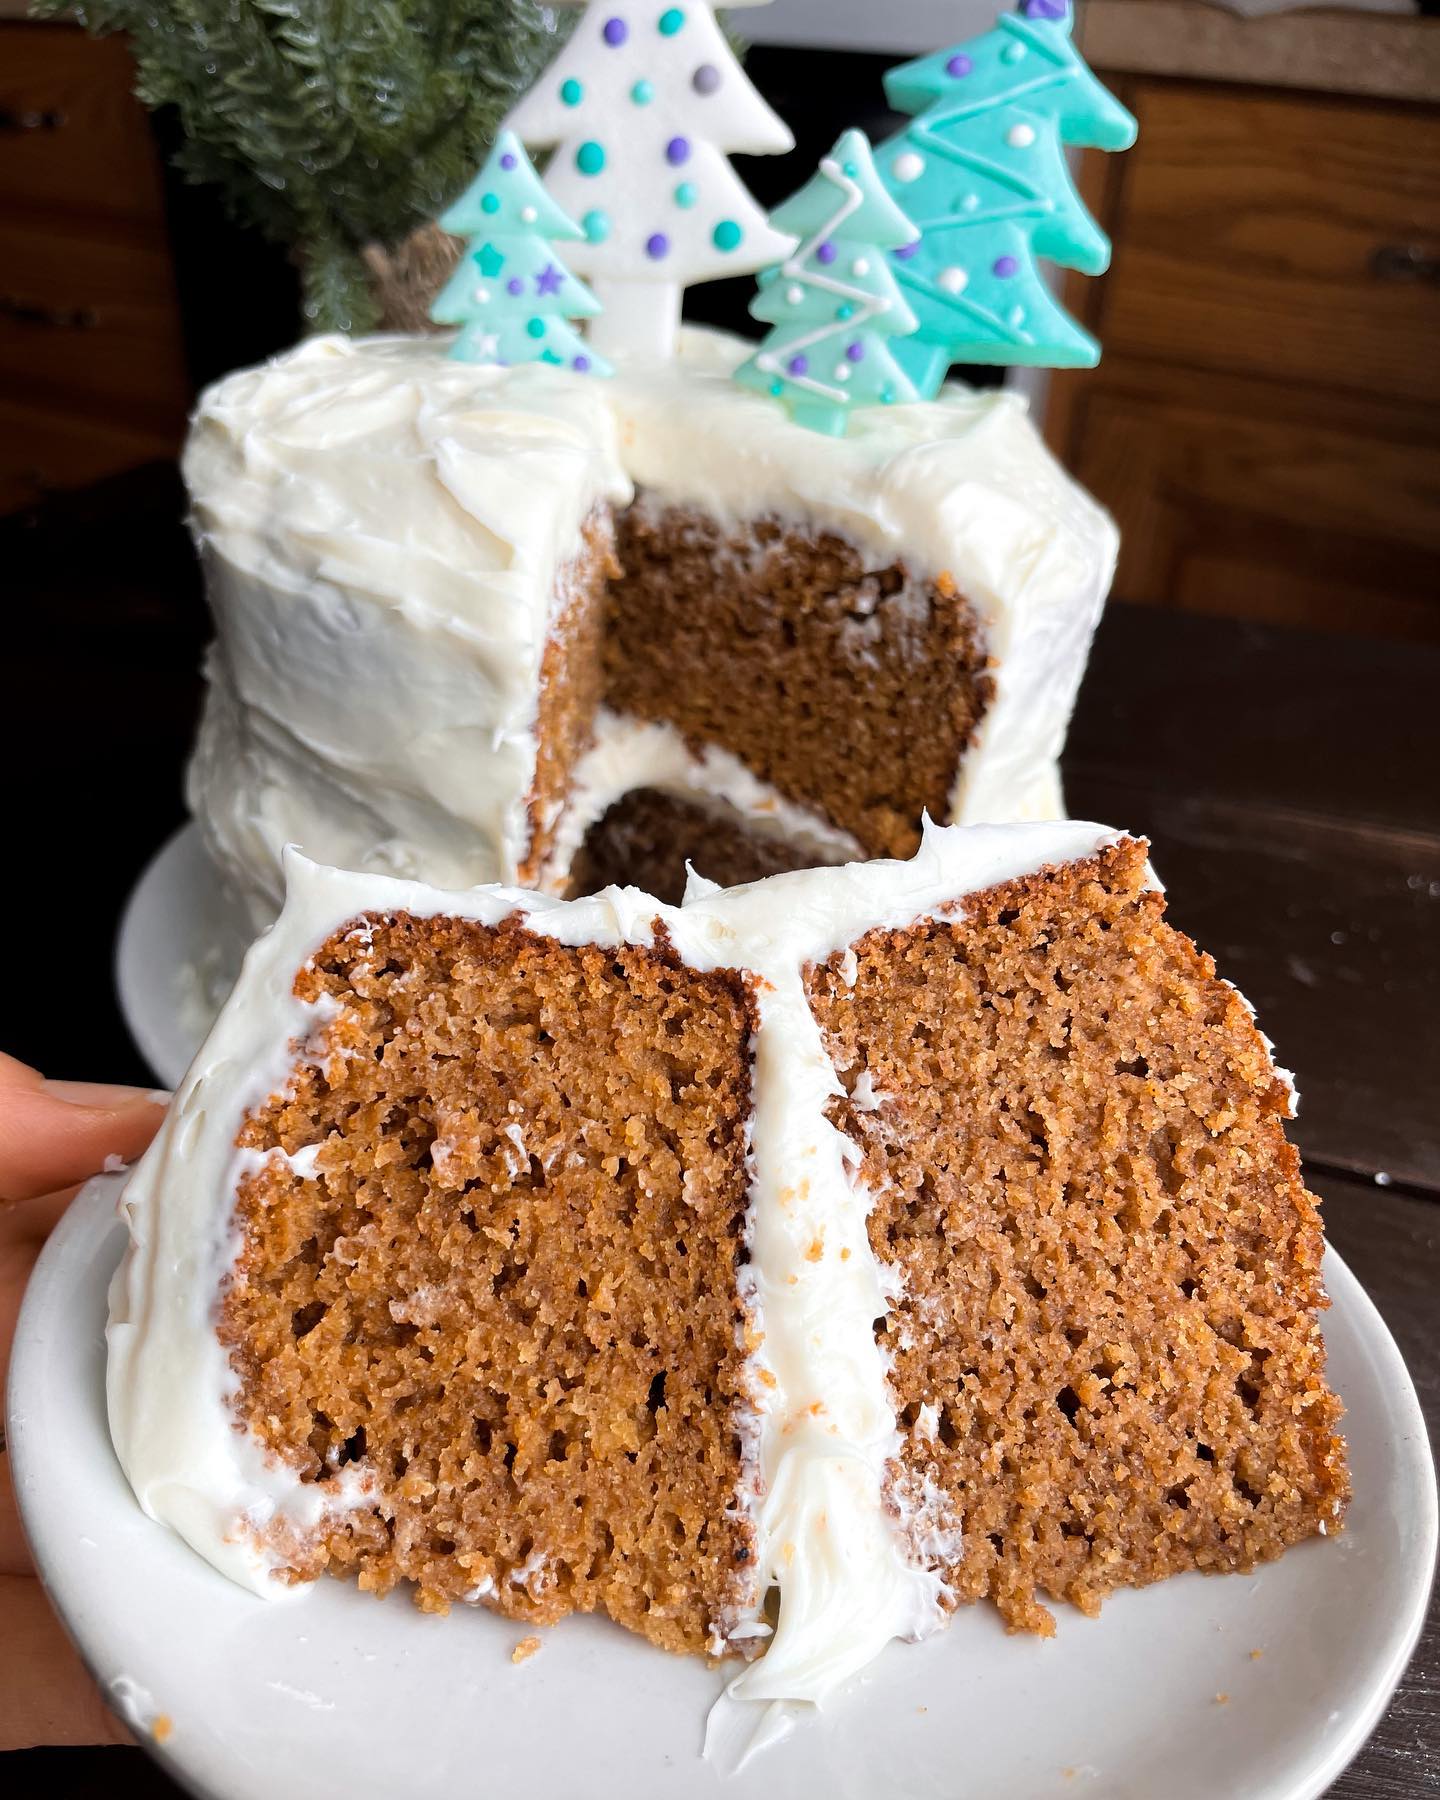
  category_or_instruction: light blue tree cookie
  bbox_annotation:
[431,129,611,374]
[876,0,1137,394]
[736,129,921,437]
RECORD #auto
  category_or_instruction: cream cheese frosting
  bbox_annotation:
[108,817,1130,1725]
[183,328,1116,931]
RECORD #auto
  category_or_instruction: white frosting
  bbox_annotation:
[184,328,1116,931]
[538,706,865,887]
[108,819,1126,1717]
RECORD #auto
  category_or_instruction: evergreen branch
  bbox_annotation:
[31,0,565,331]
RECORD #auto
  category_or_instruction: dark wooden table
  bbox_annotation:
[2,468,1436,1799]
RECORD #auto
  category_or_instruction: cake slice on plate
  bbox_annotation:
[108,822,1347,1707]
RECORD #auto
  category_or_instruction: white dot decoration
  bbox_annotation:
[473,286,491,303]
[962,193,981,213]
[938,266,969,295]
[851,257,870,277]
[891,151,924,184]
[1006,124,1037,149]
[786,283,804,305]
[520,204,539,223]
[1008,304,1027,328]
[834,362,851,382]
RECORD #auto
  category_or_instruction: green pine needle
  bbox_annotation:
[33,0,569,332]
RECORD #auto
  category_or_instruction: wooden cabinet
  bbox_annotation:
[1047,76,1440,638]
[0,22,191,514]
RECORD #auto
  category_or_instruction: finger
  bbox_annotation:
[0,1054,167,1205]
[0,1577,135,1748]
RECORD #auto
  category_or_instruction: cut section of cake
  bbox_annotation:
[182,329,1117,930]
[109,823,1347,1710]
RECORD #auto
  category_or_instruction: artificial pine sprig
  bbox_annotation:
[32,0,566,332]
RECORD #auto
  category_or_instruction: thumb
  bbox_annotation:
[0,1054,167,1205]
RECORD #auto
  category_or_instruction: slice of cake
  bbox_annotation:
[183,328,1116,930]
[109,824,1347,1710]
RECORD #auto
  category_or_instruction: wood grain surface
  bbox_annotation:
[0,468,1434,1798]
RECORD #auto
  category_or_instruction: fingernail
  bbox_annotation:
[42,1080,165,1110]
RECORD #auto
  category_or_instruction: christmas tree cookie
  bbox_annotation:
[431,129,610,374]
[877,0,1137,395]
[505,1,796,360]
[736,129,921,437]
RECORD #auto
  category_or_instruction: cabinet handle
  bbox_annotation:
[0,295,99,330]
[1370,244,1440,284]
[0,107,65,131]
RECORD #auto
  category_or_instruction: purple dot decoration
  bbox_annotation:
[602,16,628,45]
[1023,0,1069,19]
[816,241,837,265]
[666,135,691,166]
[574,354,592,373]
[646,231,670,259]
[994,255,1019,278]
[893,241,919,261]
[946,53,973,77]
[787,354,809,376]
[499,151,517,171]
[692,62,720,94]
[846,342,865,363]
[507,277,525,295]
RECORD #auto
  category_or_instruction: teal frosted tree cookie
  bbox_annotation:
[735,129,921,437]
[876,0,1137,394]
[431,129,610,374]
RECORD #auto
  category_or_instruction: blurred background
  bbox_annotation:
[1,6,1437,1792]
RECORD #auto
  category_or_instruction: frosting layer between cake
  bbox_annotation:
[184,328,1116,927]
[108,819,1128,1712]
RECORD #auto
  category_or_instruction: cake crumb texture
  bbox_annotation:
[808,838,1349,1635]
[220,913,760,1654]
[604,502,993,858]
[570,787,826,904]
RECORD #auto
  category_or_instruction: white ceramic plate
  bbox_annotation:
[11,1177,1435,1800]
[116,823,252,1090]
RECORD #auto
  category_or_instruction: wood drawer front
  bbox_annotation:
[0,23,166,224]
[0,215,189,433]
[0,394,178,516]
[1070,369,1440,639]
[1102,84,1440,408]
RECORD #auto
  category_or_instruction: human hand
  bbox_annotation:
[0,1052,167,1749]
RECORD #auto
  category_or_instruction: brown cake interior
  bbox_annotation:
[806,836,1349,1635]
[569,787,827,905]
[219,911,760,1654]
[520,510,618,886]
[604,502,994,861]
[518,497,995,892]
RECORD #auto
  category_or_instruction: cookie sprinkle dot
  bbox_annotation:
[560,78,583,106]
[576,141,606,176]
[692,62,720,94]
[602,17,628,46]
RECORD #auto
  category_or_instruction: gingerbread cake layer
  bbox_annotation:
[109,823,1345,1715]
[808,837,1348,1634]
[605,501,993,861]
[221,914,758,1652]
